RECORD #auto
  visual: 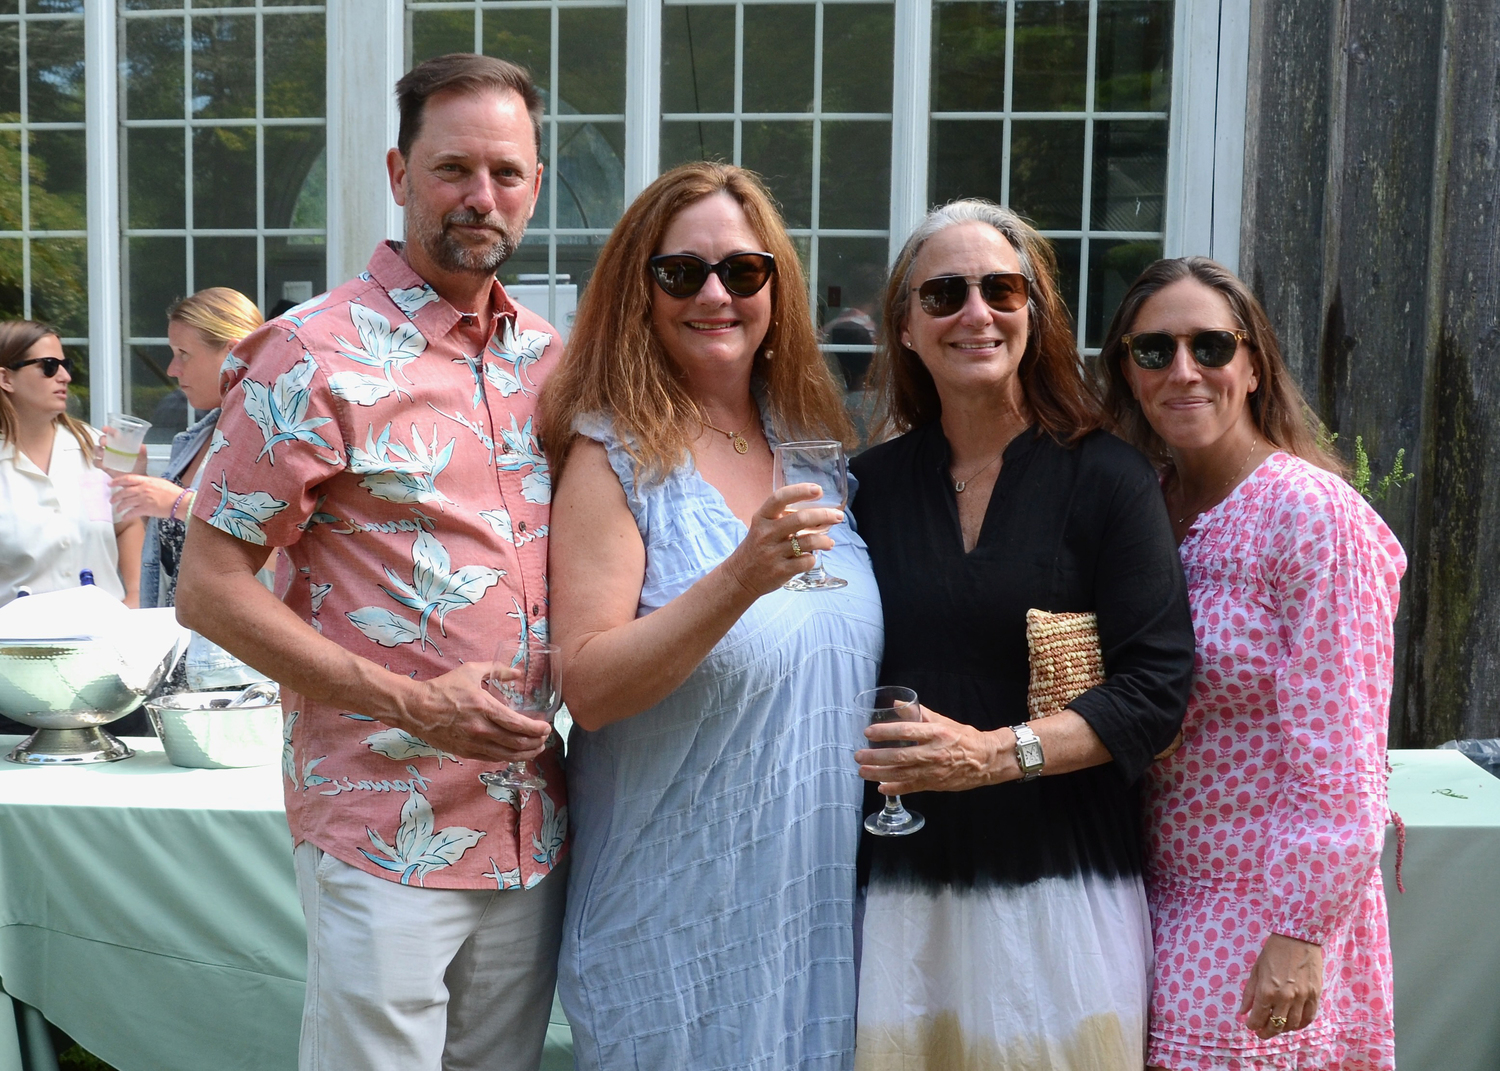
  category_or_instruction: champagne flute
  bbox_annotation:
[857,685,925,837]
[478,639,561,793]
[772,440,848,591]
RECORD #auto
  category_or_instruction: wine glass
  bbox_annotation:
[857,685,926,837]
[772,440,848,592]
[478,639,561,793]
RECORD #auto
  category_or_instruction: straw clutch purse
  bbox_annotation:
[1025,609,1106,720]
[1024,608,1182,760]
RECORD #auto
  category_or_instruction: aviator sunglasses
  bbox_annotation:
[912,272,1031,317]
[9,355,73,379]
[649,252,777,299]
[1121,329,1250,370]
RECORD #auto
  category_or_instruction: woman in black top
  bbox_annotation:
[849,200,1194,1070]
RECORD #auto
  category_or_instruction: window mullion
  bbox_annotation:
[624,0,662,197]
[86,0,123,428]
[888,0,930,264]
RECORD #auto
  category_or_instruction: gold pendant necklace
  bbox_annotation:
[701,418,750,455]
[1175,439,1258,527]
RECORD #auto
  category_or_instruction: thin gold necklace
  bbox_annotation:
[951,446,1006,493]
[701,417,751,455]
[1175,439,1257,527]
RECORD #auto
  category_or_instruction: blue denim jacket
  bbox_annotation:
[139,408,220,610]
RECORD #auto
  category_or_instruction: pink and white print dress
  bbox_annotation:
[1145,452,1405,1071]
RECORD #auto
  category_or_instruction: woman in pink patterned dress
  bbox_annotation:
[1099,257,1404,1070]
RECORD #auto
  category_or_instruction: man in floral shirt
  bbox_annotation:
[178,54,566,1071]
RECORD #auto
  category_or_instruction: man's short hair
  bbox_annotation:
[395,53,544,161]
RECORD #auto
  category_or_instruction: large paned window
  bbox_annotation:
[408,0,628,340]
[660,1,892,392]
[0,1,88,413]
[931,0,1172,348]
[119,0,327,442]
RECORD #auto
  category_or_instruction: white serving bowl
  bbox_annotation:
[145,689,282,769]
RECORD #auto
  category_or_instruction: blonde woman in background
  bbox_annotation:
[0,319,141,608]
[110,287,263,610]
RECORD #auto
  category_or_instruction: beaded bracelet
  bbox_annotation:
[169,488,191,521]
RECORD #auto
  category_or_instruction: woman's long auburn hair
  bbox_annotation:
[1096,256,1345,476]
[0,320,94,460]
[868,199,1102,441]
[539,161,852,485]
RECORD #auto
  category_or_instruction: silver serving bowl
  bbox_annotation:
[0,638,179,764]
[146,688,282,769]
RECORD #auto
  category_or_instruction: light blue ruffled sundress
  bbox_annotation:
[558,410,884,1071]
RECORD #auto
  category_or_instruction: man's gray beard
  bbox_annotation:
[414,209,523,275]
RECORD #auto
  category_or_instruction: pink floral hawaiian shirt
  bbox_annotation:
[193,241,565,890]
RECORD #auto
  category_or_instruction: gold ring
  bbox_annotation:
[789,534,804,557]
[1267,1015,1288,1032]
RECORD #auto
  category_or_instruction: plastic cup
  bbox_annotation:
[101,413,150,473]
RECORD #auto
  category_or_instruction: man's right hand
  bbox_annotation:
[394,661,551,763]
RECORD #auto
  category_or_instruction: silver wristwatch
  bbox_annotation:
[1011,723,1045,781]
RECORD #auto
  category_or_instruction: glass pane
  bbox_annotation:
[482,9,549,97]
[264,13,325,119]
[555,121,624,230]
[660,5,733,114]
[125,0,178,9]
[412,11,475,67]
[0,1,16,15]
[266,236,326,315]
[743,4,814,114]
[742,120,813,228]
[1012,0,1089,111]
[127,127,185,229]
[822,4,893,114]
[28,129,86,231]
[817,235,885,357]
[498,232,550,285]
[1009,119,1084,229]
[1086,238,1161,347]
[130,345,186,442]
[929,118,1002,206]
[0,130,18,230]
[558,7,625,116]
[124,16,184,120]
[660,119,734,169]
[820,120,890,230]
[29,236,87,337]
[26,18,85,123]
[0,24,19,116]
[0,237,20,316]
[32,1,85,12]
[129,236,185,337]
[1096,1,1172,112]
[192,126,257,229]
[1092,120,1167,231]
[62,344,87,421]
[264,126,324,230]
[932,1,1006,113]
[556,233,606,326]
[191,15,256,120]
[194,235,258,302]
[1050,236,1081,333]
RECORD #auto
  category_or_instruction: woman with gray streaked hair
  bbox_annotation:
[848,200,1195,1068]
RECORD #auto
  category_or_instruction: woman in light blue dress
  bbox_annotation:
[541,162,882,1071]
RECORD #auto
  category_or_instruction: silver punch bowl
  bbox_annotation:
[0,637,179,764]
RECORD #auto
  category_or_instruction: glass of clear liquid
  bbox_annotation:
[772,440,848,592]
[478,639,561,793]
[857,685,926,837]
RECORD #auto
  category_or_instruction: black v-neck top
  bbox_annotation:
[849,423,1194,890]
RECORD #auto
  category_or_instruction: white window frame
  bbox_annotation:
[85,0,1252,427]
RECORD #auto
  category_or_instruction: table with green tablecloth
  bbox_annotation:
[0,737,573,1071]
[2,743,1498,1071]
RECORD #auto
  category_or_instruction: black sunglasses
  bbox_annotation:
[10,355,73,379]
[911,272,1031,317]
[648,252,776,299]
[1121,330,1250,370]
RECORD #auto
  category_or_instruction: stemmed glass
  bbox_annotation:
[772,440,848,592]
[857,685,926,836]
[478,639,561,793]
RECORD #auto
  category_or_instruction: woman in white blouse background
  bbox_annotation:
[0,319,141,608]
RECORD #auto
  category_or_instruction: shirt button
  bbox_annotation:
[517,520,527,532]
[532,604,540,616]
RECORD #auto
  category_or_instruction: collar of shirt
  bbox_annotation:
[366,240,521,347]
[0,425,87,478]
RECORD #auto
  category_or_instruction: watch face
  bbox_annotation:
[1019,741,1044,768]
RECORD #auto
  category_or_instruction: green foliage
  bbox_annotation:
[59,1044,116,1071]
[1326,428,1415,504]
